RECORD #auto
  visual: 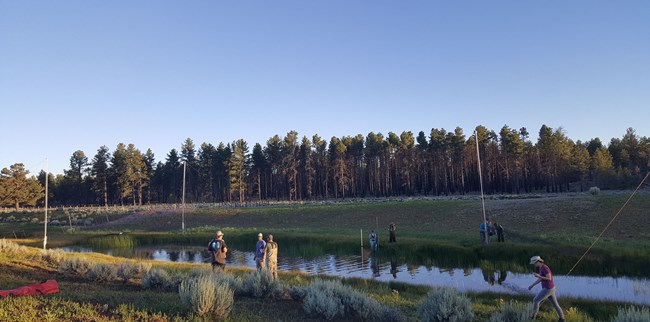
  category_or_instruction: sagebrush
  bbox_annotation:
[179,272,234,318]
[418,288,474,322]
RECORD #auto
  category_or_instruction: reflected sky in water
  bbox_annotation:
[59,245,650,305]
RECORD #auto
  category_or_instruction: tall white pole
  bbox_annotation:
[475,131,488,245]
[181,161,186,232]
[43,158,48,250]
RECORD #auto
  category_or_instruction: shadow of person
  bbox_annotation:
[390,260,398,278]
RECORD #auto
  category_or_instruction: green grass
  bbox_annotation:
[1,194,649,321]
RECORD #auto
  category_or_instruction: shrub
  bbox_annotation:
[418,288,474,322]
[589,186,600,195]
[241,269,279,298]
[179,272,234,318]
[488,301,532,322]
[37,249,65,267]
[117,262,151,283]
[88,263,118,283]
[58,257,92,277]
[303,279,402,321]
[303,280,345,320]
[141,267,172,290]
[0,239,22,254]
[289,285,307,301]
[611,306,650,322]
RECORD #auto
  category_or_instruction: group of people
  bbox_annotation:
[368,222,397,251]
[207,231,279,280]
[208,228,564,322]
[479,218,505,243]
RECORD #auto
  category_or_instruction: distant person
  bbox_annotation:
[369,230,378,251]
[254,233,266,271]
[494,222,505,242]
[528,256,565,322]
[479,219,491,244]
[264,234,279,280]
[207,231,228,271]
[388,222,396,243]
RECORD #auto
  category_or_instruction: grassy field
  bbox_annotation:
[1,192,649,321]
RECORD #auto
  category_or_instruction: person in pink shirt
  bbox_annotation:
[528,256,565,321]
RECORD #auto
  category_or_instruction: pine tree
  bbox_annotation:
[91,146,111,208]
[228,139,249,203]
[0,163,44,210]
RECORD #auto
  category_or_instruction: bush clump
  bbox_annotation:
[37,249,65,267]
[117,262,151,283]
[0,239,23,254]
[141,267,172,290]
[58,257,92,277]
[241,269,279,298]
[611,306,650,322]
[589,186,601,195]
[179,272,234,318]
[488,301,532,322]
[303,279,404,321]
[418,288,474,322]
[88,263,118,283]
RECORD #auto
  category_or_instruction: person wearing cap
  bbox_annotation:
[207,231,228,271]
[264,234,278,280]
[528,256,565,322]
[254,233,267,271]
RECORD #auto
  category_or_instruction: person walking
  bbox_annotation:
[494,221,505,242]
[388,222,396,243]
[207,231,228,272]
[264,234,279,280]
[369,230,378,251]
[254,233,266,271]
[528,256,565,322]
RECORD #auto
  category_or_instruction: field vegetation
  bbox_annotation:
[0,193,649,321]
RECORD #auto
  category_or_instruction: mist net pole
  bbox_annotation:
[43,158,48,250]
[182,161,186,232]
[475,132,488,245]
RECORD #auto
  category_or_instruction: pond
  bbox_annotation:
[59,244,650,305]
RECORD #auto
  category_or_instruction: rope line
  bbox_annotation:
[566,170,650,276]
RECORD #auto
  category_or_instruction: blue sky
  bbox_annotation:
[1,1,648,175]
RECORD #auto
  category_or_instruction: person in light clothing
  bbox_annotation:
[528,256,565,322]
[264,234,279,280]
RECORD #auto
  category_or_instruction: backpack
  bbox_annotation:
[208,240,221,252]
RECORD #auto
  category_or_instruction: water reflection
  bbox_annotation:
[58,245,650,305]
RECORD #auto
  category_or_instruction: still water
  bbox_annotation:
[60,245,650,305]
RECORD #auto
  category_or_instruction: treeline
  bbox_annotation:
[1,125,649,209]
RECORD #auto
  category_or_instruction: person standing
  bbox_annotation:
[495,222,505,242]
[369,230,378,251]
[388,222,396,243]
[528,256,565,322]
[264,234,279,280]
[254,233,266,271]
[208,231,228,272]
[480,219,492,244]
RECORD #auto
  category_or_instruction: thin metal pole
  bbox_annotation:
[360,229,363,247]
[43,158,48,250]
[475,131,488,245]
[182,161,186,232]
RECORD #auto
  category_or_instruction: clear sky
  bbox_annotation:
[1,1,648,175]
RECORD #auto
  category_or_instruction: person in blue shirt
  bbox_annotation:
[254,233,267,271]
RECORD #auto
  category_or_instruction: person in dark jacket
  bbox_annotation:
[208,230,228,271]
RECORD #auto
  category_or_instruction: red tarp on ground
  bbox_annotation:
[0,280,59,298]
